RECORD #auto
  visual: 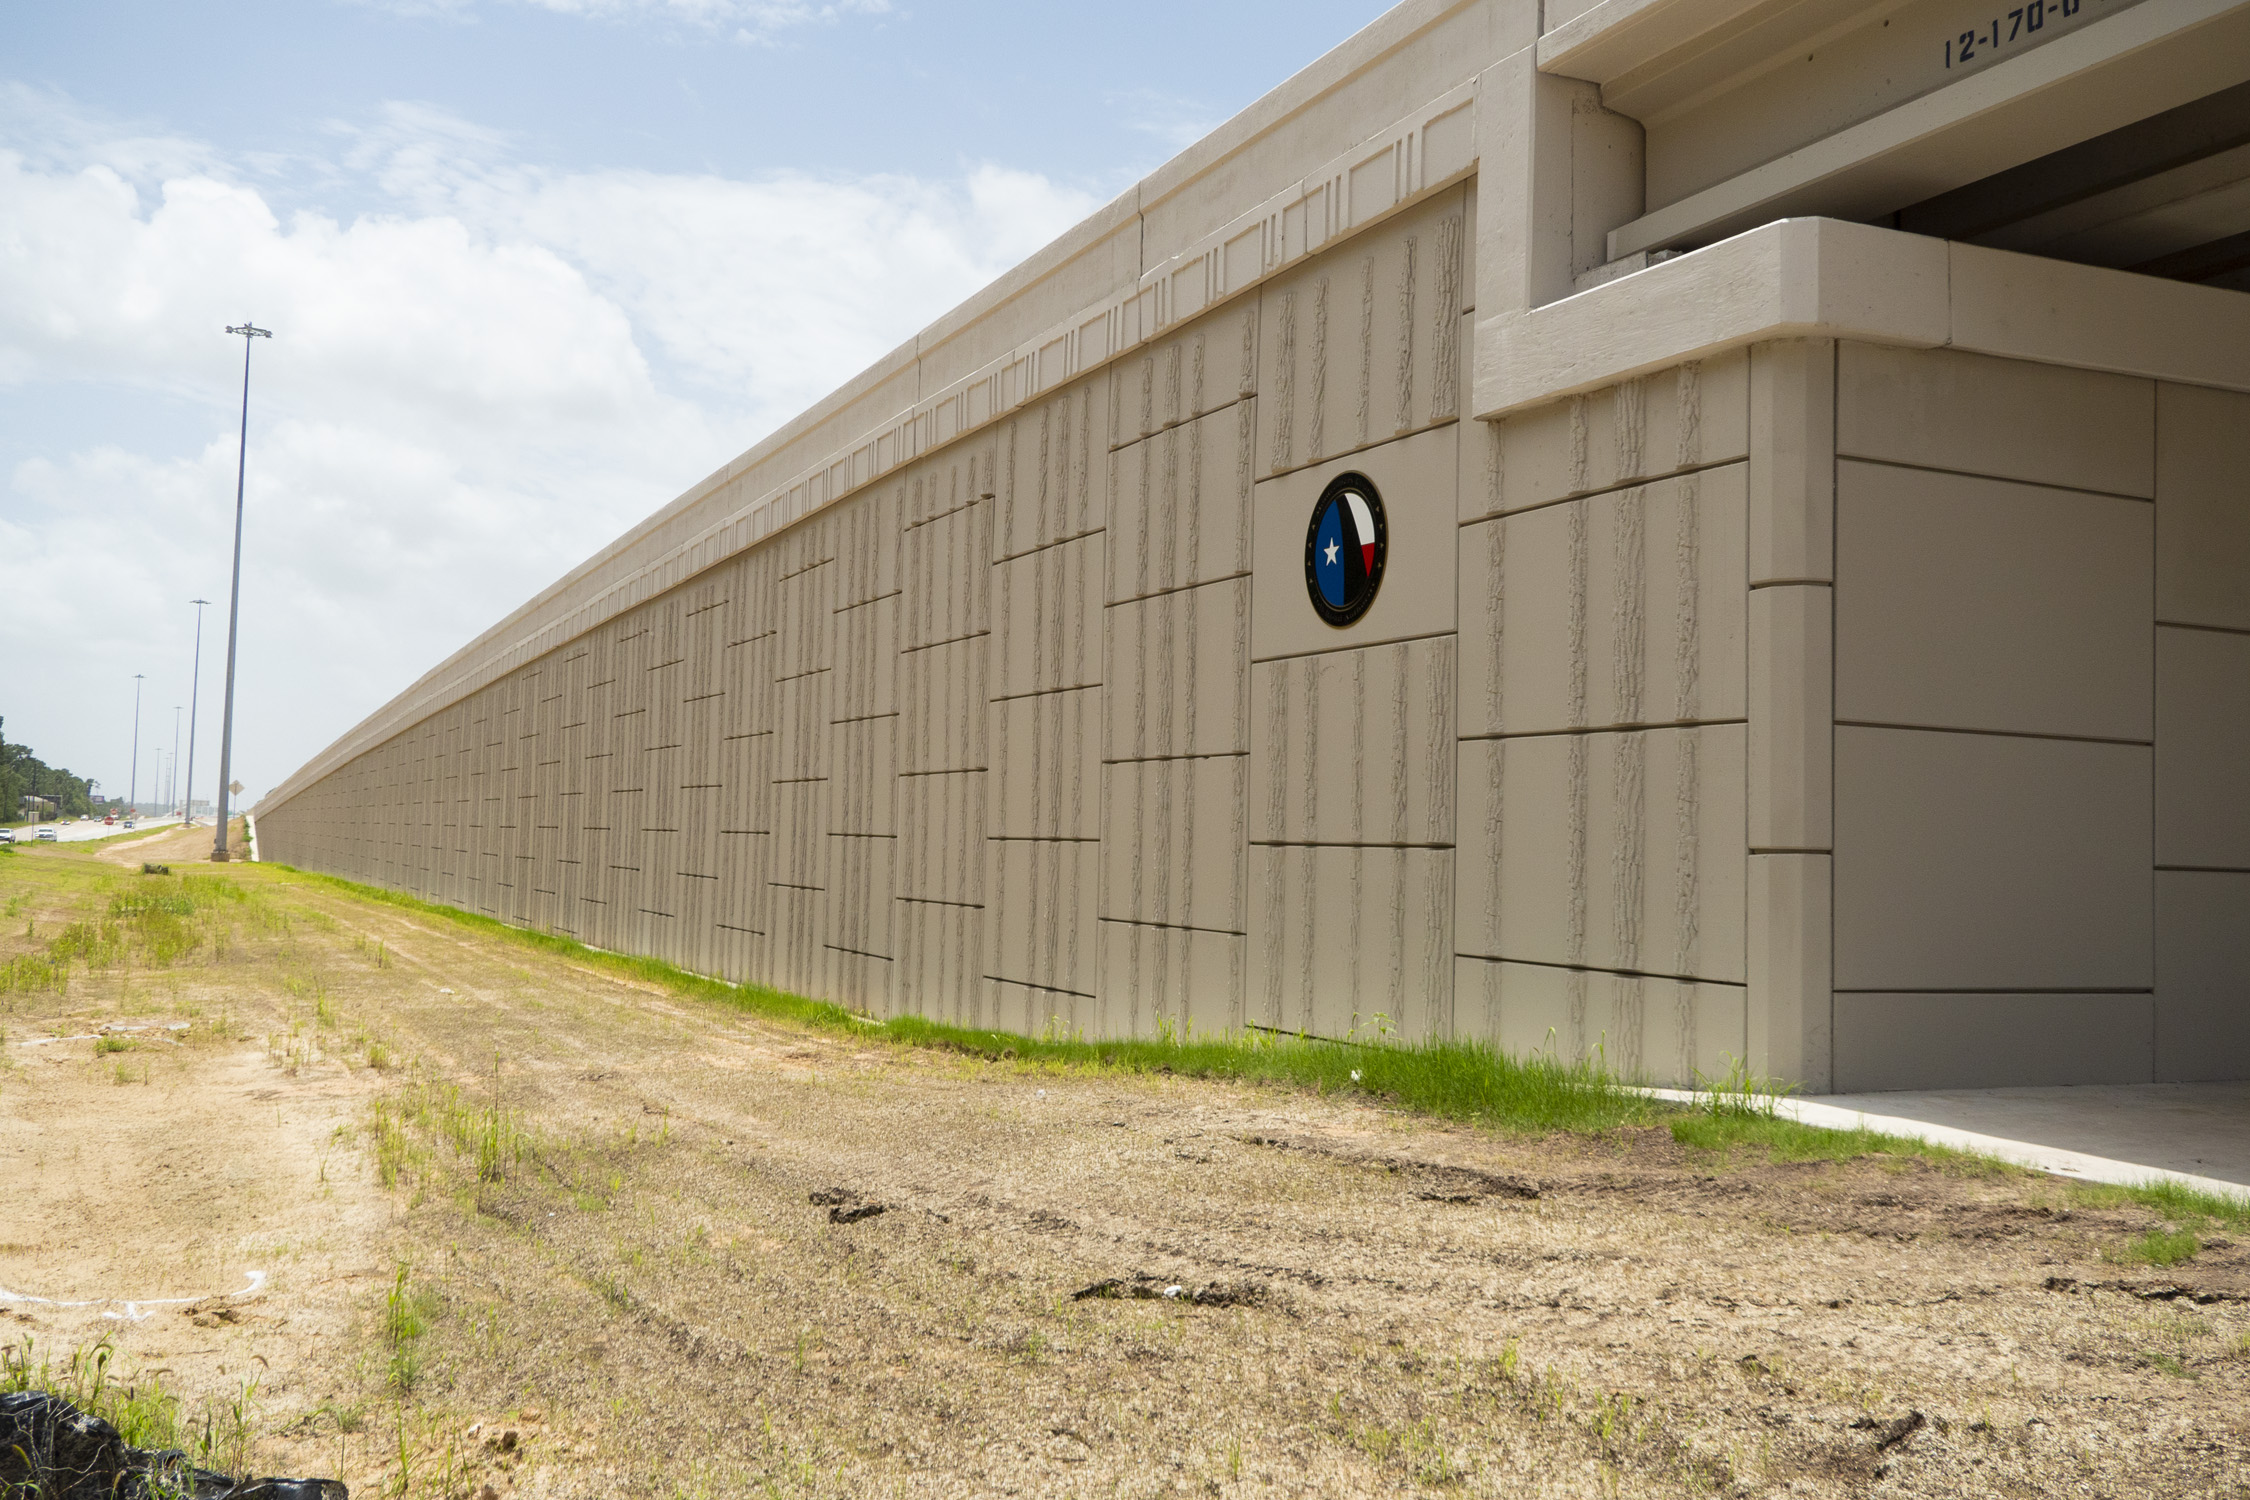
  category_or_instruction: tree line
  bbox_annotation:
[0,717,98,822]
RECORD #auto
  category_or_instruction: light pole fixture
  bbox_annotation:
[185,598,209,825]
[130,673,145,815]
[213,322,270,861]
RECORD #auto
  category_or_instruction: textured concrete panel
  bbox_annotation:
[1100,922,1247,1039]
[1457,725,1747,984]
[1836,461,2152,741]
[901,439,994,529]
[725,552,775,649]
[1104,578,1251,761]
[1249,844,1454,1040]
[2156,871,2250,1083]
[990,980,1093,1042]
[2156,625,2250,871]
[1456,957,1747,1085]
[722,632,778,738]
[1100,756,1248,933]
[991,686,1100,841]
[715,730,772,834]
[1110,303,1258,449]
[899,637,988,775]
[902,499,992,651]
[996,376,1110,561]
[767,884,830,1003]
[1257,188,1470,479]
[772,669,832,783]
[1250,636,1456,847]
[834,594,899,723]
[827,949,894,1019]
[825,834,895,960]
[828,716,895,838]
[1835,726,2153,992]
[770,779,828,892]
[994,531,1103,698]
[987,837,1099,997]
[2155,382,2250,633]
[834,481,902,609]
[895,898,984,1027]
[1835,993,2155,1091]
[1458,464,1748,738]
[1475,350,1749,521]
[1252,424,1459,661]
[1109,401,1256,603]
[897,770,984,907]
[773,556,835,680]
[715,829,770,935]
[1837,344,2155,498]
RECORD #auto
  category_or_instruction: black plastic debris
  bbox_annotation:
[0,1391,346,1500]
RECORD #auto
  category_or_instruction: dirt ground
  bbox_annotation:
[2,824,2246,1498]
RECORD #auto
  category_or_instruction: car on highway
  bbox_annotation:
[122,820,136,830]
[35,827,58,842]
[0,829,13,844]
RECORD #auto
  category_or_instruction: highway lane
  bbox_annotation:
[6,814,184,844]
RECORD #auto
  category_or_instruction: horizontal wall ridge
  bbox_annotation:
[1462,717,1751,740]
[1836,453,2156,502]
[1836,720,2154,747]
[1455,953,1749,988]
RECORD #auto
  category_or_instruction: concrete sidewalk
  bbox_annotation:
[1814,1083,2250,1194]
[1644,1082,2250,1201]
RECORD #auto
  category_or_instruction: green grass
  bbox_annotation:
[2,1336,184,1451]
[2068,1178,2250,1233]
[2115,1227,2203,1267]
[278,864,1661,1135]
[1666,1110,2005,1172]
[0,869,258,998]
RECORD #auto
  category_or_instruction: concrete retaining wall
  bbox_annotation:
[258,0,2250,1088]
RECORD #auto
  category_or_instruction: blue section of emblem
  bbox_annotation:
[1313,499,1347,607]
[1303,470,1385,629]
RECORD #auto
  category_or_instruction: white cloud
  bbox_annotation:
[0,91,1096,801]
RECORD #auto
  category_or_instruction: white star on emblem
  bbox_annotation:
[1323,539,1340,565]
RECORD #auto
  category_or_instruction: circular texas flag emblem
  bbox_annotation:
[1303,471,1388,627]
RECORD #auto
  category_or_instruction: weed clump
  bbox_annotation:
[385,1265,439,1392]
[368,1061,527,1193]
[1,1335,259,1477]
[2115,1227,2202,1267]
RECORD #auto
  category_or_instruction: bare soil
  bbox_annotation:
[2,823,2245,1498]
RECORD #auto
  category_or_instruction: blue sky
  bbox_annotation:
[1,0,1381,806]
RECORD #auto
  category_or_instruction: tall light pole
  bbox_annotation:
[185,598,209,825]
[129,673,145,815]
[170,708,182,818]
[213,322,270,861]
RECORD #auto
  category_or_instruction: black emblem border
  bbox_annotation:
[1302,471,1388,628]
